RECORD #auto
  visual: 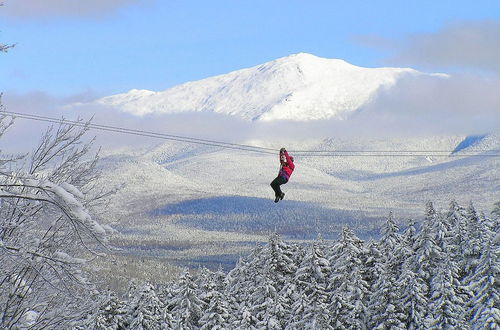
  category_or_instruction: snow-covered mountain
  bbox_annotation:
[91,53,441,121]
[86,53,496,274]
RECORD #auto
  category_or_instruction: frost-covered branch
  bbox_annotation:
[0,114,115,328]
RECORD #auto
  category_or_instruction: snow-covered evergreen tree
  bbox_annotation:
[195,266,226,311]
[232,306,259,330]
[92,291,130,329]
[368,262,406,329]
[396,219,430,329]
[413,202,443,299]
[226,234,301,328]
[446,201,469,280]
[289,242,332,329]
[464,203,484,275]
[467,230,499,329]
[397,257,430,329]
[199,289,231,330]
[266,233,301,285]
[329,226,370,329]
[225,248,262,327]
[170,269,204,329]
[433,211,452,254]
[249,274,286,329]
[127,283,168,330]
[379,212,403,260]
[480,210,498,247]
[362,239,382,295]
[429,255,467,329]
[367,212,406,329]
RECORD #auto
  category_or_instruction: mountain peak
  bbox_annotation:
[90,53,430,121]
[277,52,348,65]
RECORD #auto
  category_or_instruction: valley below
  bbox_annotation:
[92,134,499,287]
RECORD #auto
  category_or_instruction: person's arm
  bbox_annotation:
[284,151,295,170]
[280,148,286,165]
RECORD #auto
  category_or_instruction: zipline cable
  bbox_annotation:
[0,110,275,155]
[1,110,499,157]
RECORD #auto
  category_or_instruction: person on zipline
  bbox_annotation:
[271,147,295,203]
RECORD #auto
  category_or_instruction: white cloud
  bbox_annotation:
[2,76,499,155]
[357,21,500,74]
[355,73,500,136]
[1,0,146,19]
[0,91,254,153]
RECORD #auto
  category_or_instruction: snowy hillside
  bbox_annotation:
[89,53,439,121]
[95,134,499,273]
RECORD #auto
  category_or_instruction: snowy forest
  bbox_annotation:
[77,201,499,330]
[0,106,499,329]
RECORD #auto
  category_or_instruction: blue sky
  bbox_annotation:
[2,0,500,97]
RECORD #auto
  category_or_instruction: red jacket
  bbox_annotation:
[279,151,295,179]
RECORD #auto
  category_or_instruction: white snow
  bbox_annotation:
[60,182,85,199]
[86,53,442,121]
[22,311,39,327]
[20,178,108,238]
[53,251,86,264]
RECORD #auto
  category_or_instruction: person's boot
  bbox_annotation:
[274,195,280,203]
[280,192,285,200]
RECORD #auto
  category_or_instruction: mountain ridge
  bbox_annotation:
[85,53,443,121]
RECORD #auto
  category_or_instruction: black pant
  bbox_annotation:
[271,176,288,197]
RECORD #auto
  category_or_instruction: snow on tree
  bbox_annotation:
[230,235,299,328]
[262,233,303,325]
[367,212,406,328]
[466,230,500,329]
[464,203,484,274]
[368,261,406,329]
[89,291,130,329]
[329,226,370,329]
[126,283,169,330]
[396,219,430,329]
[225,249,261,326]
[225,246,261,304]
[248,274,287,329]
[379,211,403,261]
[398,259,431,329]
[433,210,453,254]
[195,267,218,307]
[199,289,231,329]
[264,233,301,290]
[446,201,468,277]
[413,202,443,298]
[362,239,382,293]
[402,218,418,252]
[397,257,430,328]
[195,266,230,329]
[231,306,259,330]
[224,235,302,327]
[480,210,498,247]
[288,242,332,329]
[432,209,472,307]
[428,254,467,329]
[170,269,204,329]
[0,117,114,328]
